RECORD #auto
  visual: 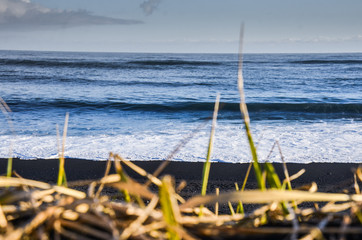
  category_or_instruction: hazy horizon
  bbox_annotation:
[2,49,362,55]
[1,0,362,54]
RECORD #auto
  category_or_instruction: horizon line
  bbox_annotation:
[1,48,362,55]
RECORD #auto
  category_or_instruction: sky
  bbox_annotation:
[0,0,361,53]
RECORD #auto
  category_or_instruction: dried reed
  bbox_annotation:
[0,157,361,240]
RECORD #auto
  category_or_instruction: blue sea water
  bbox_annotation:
[0,50,361,163]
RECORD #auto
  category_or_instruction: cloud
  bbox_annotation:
[140,0,161,16]
[249,35,362,45]
[0,0,142,30]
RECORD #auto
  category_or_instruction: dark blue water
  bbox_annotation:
[0,51,361,162]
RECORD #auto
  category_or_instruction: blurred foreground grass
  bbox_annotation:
[1,154,362,240]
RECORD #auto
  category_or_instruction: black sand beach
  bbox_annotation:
[1,158,359,195]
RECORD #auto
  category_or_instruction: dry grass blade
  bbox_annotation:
[181,213,244,225]
[355,173,360,194]
[95,153,113,199]
[356,166,362,182]
[114,154,162,186]
[277,141,292,190]
[0,177,51,189]
[181,190,362,209]
[120,196,159,239]
[287,169,306,183]
[4,228,24,240]
[23,207,57,236]
[215,188,219,216]
[176,180,187,193]
[241,162,252,191]
[52,186,86,199]
[134,221,166,237]
[321,202,353,213]
[99,174,121,184]
[105,201,163,220]
[110,180,156,200]
[0,205,8,228]
[3,207,57,240]
[183,206,215,217]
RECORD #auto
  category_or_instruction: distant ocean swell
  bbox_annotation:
[2,78,221,87]
[290,60,362,64]
[2,57,362,69]
[7,100,362,116]
[0,59,224,69]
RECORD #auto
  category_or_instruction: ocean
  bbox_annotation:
[0,50,361,163]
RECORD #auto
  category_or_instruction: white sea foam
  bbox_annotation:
[1,120,361,163]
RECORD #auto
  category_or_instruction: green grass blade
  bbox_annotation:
[201,94,220,196]
[264,162,282,189]
[0,98,14,178]
[237,25,264,190]
[234,182,244,214]
[264,154,290,214]
[57,113,69,187]
[228,201,235,216]
[159,176,181,240]
[241,162,252,191]
[6,158,12,178]
[356,210,362,224]
[237,25,289,215]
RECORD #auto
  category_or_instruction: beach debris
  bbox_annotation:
[0,159,362,240]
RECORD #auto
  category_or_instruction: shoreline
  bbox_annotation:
[0,158,359,193]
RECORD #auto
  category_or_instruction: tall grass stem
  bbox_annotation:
[201,94,220,196]
[237,24,264,190]
[0,98,14,178]
[57,113,69,187]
